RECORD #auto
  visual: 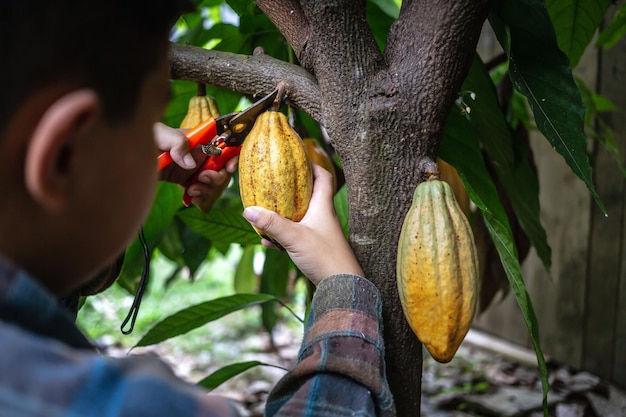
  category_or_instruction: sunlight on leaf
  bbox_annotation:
[545,0,610,67]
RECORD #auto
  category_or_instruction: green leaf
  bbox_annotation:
[440,111,506,219]
[226,0,257,17]
[491,0,605,215]
[238,12,288,59]
[292,108,322,141]
[157,219,187,265]
[135,293,277,347]
[462,55,551,272]
[197,361,263,390]
[203,22,251,54]
[368,0,400,19]
[545,0,611,66]
[366,1,397,51]
[576,79,625,178]
[260,249,292,334]
[333,184,349,238]
[179,225,213,275]
[597,3,626,49]
[441,109,549,414]
[197,0,226,7]
[177,207,261,245]
[158,217,211,273]
[175,8,205,46]
[197,360,285,390]
[162,80,197,128]
[234,245,258,293]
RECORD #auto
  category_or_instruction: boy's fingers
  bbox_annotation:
[303,164,336,221]
[197,168,226,185]
[225,155,239,173]
[311,163,333,193]
[154,123,197,169]
[243,206,293,246]
[242,166,332,249]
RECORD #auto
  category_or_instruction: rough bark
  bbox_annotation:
[168,44,322,121]
[169,1,489,414]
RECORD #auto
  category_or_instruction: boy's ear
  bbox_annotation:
[24,89,100,211]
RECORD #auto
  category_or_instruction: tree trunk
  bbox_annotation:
[170,1,489,414]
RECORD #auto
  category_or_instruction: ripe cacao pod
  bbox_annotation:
[239,111,313,243]
[179,88,223,212]
[437,158,470,219]
[396,179,479,363]
[180,93,220,128]
[303,138,338,192]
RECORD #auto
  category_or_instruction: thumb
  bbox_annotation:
[243,206,293,245]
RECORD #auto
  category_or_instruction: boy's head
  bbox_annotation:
[0,1,194,131]
[0,0,194,296]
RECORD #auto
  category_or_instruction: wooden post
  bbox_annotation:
[586,19,626,387]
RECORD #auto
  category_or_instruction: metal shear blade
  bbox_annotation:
[219,88,279,148]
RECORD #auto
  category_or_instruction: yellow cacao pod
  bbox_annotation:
[180,95,220,129]
[396,179,479,363]
[437,158,470,219]
[179,91,222,212]
[303,138,338,192]
[239,111,313,243]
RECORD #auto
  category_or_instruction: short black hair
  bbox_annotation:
[0,0,195,132]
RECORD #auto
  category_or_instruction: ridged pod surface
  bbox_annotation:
[396,179,479,363]
[178,92,222,212]
[180,95,220,128]
[239,111,313,242]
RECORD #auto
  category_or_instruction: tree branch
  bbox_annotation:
[168,43,322,122]
[255,0,310,58]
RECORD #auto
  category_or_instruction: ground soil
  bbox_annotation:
[102,324,626,417]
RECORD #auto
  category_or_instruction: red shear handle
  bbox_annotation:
[182,145,242,207]
[157,118,218,171]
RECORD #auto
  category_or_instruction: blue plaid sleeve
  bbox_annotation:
[0,321,241,417]
[264,274,396,417]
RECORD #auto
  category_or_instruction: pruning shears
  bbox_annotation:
[158,89,279,206]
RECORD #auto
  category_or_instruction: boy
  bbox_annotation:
[0,1,395,416]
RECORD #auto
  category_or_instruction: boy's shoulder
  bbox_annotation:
[0,259,233,417]
[0,255,92,348]
[0,318,208,417]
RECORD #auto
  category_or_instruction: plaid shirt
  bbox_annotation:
[0,256,395,417]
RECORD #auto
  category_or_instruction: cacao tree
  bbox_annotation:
[107,0,625,415]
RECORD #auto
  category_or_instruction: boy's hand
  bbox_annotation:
[243,164,364,286]
[154,122,237,210]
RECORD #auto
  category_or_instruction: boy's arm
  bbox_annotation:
[243,165,396,416]
[265,273,395,417]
